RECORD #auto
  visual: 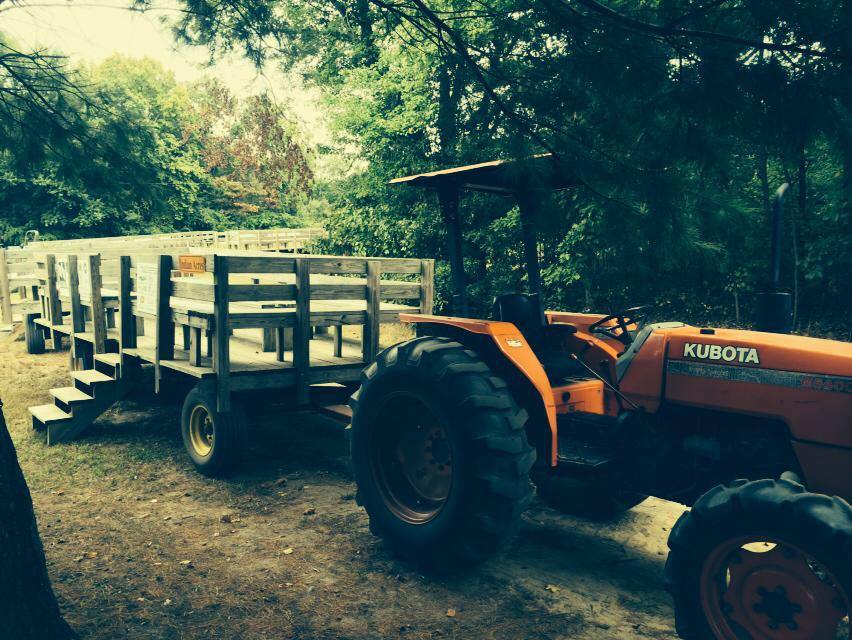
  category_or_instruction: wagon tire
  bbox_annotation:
[349,337,536,571]
[25,314,45,355]
[181,385,247,477]
[665,478,852,640]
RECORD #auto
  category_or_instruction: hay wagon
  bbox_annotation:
[23,248,434,475]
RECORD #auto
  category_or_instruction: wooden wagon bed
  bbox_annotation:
[25,248,435,446]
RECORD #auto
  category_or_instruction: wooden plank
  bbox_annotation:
[310,284,367,300]
[333,325,343,358]
[294,258,311,404]
[225,256,296,274]
[371,258,422,274]
[213,255,231,412]
[311,284,367,300]
[229,315,296,329]
[0,248,12,325]
[118,255,136,351]
[88,254,108,354]
[189,327,202,367]
[420,259,434,315]
[154,255,175,392]
[275,327,290,361]
[229,283,297,302]
[68,256,85,369]
[170,311,213,330]
[261,327,276,352]
[309,257,368,275]
[362,260,381,363]
[170,280,214,302]
[45,255,63,348]
[380,283,421,300]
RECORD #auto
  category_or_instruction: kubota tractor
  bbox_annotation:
[348,155,852,640]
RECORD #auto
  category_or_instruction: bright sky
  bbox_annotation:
[2,0,329,143]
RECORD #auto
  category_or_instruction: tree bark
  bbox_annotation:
[0,401,76,639]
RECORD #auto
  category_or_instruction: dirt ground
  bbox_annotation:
[1,329,687,640]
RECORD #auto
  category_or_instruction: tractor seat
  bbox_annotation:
[492,293,584,383]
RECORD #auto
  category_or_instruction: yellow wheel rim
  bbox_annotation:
[188,405,214,457]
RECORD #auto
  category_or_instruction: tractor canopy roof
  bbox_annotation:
[390,152,578,195]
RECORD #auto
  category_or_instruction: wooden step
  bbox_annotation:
[29,404,72,427]
[94,353,122,367]
[317,403,352,424]
[51,386,94,405]
[72,369,114,385]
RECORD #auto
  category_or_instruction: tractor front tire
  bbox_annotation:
[180,385,247,477]
[665,478,852,640]
[349,337,536,571]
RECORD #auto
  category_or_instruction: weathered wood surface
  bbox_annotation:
[33,249,435,410]
[0,248,12,325]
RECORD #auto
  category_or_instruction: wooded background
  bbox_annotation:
[2,1,851,335]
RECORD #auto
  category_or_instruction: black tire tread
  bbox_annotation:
[180,386,247,478]
[24,316,45,355]
[665,478,852,639]
[349,337,536,570]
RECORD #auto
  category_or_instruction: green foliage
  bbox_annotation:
[6,1,852,334]
[0,48,313,245]
[248,0,849,333]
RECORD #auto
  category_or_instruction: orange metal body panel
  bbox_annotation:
[663,327,852,448]
[552,378,605,415]
[400,314,560,464]
[618,332,669,412]
[792,441,852,500]
[662,326,852,497]
[546,311,633,352]
[401,314,852,496]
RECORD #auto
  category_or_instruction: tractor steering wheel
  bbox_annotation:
[588,305,651,347]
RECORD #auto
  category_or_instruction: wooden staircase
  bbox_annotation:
[29,353,130,444]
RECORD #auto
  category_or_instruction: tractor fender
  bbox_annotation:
[399,314,559,466]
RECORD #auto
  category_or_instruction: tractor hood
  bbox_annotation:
[663,326,852,380]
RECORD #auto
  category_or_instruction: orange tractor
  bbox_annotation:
[348,155,852,640]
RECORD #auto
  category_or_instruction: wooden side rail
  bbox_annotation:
[29,250,435,417]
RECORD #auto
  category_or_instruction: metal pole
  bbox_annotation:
[438,183,467,316]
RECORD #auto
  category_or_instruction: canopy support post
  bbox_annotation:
[438,183,467,316]
[517,192,542,300]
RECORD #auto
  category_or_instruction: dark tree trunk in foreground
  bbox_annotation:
[0,400,75,639]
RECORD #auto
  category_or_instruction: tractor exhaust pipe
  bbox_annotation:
[756,183,793,334]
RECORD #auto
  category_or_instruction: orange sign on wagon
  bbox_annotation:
[178,254,207,273]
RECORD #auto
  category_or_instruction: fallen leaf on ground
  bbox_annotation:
[163,599,172,606]
[446,609,457,618]
[283,548,294,555]
[545,584,560,593]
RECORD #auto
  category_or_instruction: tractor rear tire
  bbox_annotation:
[665,478,852,640]
[349,337,536,571]
[24,314,45,355]
[534,473,646,520]
[180,385,247,478]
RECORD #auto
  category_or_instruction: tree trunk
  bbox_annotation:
[0,401,76,639]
